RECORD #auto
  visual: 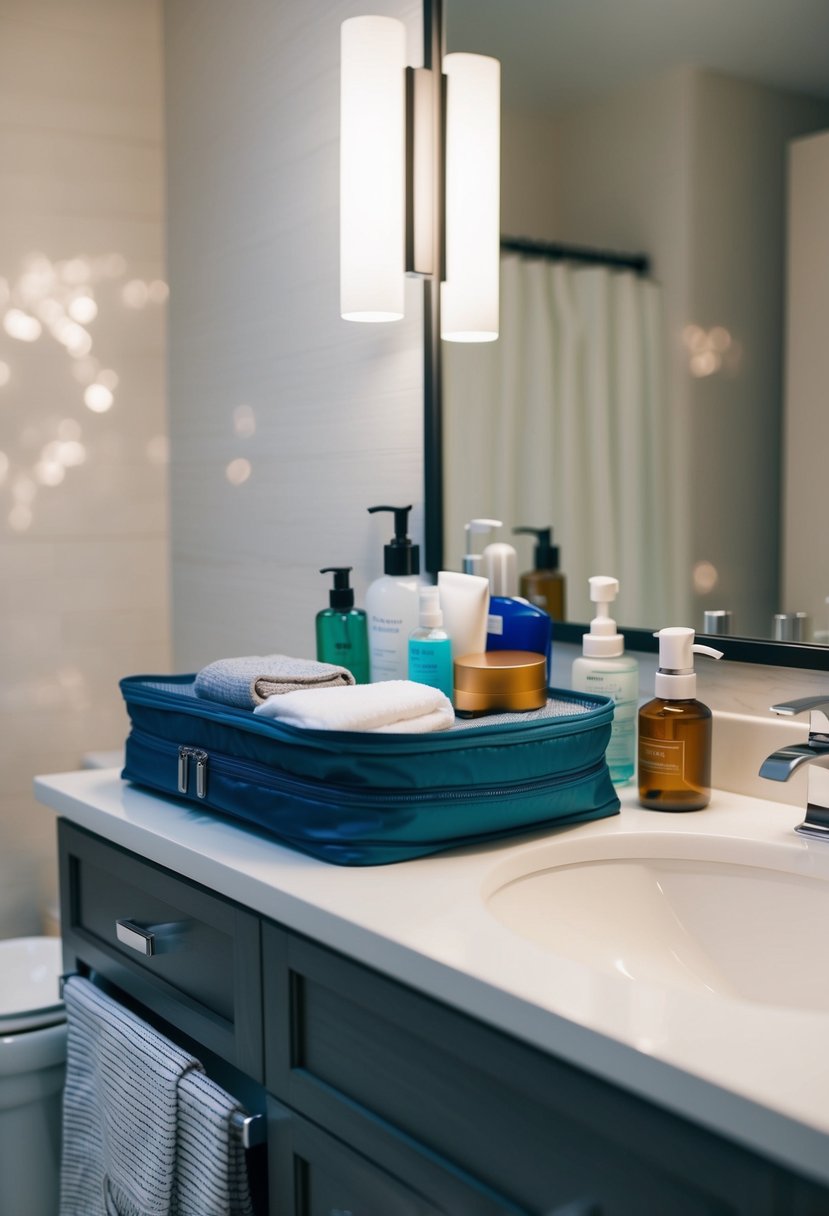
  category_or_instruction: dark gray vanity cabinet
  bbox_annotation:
[260,925,828,1216]
[58,820,829,1216]
[58,820,262,1078]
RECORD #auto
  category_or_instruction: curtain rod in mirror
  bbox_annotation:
[501,236,650,276]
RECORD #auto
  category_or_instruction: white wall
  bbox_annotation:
[0,0,169,936]
[782,129,829,638]
[164,0,424,672]
[500,107,560,239]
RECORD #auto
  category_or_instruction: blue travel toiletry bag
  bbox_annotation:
[119,673,620,865]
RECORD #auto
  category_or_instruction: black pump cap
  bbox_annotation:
[368,505,420,576]
[320,566,355,610]
[513,526,559,571]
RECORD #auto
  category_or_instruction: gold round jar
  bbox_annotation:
[453,650,548,715]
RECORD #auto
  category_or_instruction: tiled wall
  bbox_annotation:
[164,0,424,672]
[0,0,169,936]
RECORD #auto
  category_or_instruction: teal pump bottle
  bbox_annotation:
[316,567,370,684]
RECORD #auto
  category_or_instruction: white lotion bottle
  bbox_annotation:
[365,505,422,681]
[571,576,639,785]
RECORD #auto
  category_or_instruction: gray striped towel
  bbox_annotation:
[175,1071,253,1216]
[194,653,355,708]
[59,976,253,1216]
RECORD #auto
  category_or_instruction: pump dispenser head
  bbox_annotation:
[462,518,502,575]
[320,566,355,610]
[654,626,723,699]
[513,526,559,572]
[368,504,420,576]
[418,585,443,629]
[582,576,623,658]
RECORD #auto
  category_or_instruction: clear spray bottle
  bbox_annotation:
[408,586,453,700]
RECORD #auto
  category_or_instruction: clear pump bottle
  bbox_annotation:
[316,566,369,684]
[571,576,638,785]
[638,627,723,811]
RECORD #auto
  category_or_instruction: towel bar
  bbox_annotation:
[59,971,79,998]
[231,1111,264,1149]
[58,972,263,1149]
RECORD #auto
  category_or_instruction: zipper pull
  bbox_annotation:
[177,746,190,793]
[194,750,208,799]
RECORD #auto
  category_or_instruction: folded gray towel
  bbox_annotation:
[194,653,356,709]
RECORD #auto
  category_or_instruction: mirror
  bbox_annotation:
[439,0,829,653]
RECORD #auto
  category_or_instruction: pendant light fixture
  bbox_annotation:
[339,14,500,343]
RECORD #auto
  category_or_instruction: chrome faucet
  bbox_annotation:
[759,696,829,840]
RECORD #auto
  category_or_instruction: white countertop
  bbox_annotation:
[35,767,829,1188]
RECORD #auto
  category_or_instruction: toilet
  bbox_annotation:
[0,936,67,1216]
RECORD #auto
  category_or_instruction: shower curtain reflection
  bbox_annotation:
[443,255,688,627]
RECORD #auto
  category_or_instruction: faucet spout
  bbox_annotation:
[759,744,829,783]
[760,696,829,841]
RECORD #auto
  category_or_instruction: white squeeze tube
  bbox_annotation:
[437,570,490,661]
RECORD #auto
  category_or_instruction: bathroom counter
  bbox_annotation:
[35,767,829,1189]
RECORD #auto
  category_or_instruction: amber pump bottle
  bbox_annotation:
[513,526,567,621]
[638,627,723,811]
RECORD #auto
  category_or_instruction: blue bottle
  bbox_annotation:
[486,595,552,676]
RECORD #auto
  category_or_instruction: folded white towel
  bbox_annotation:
[253,679,455,733]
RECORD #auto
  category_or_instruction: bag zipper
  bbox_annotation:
[177,746,208,798]
[129,728,605,807]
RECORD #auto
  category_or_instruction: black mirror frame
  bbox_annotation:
[422,0,444,578]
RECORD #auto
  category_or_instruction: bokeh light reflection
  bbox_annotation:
[693,561,719,595]
[225,457,252,486]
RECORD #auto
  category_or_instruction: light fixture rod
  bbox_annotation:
[405,67,436,278]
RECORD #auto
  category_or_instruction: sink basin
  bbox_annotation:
[485,833,829,1013]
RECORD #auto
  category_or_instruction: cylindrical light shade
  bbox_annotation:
[340,16,406,322]
[441,52,500,342]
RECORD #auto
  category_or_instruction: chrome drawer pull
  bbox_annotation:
[116,919,156,956]
[231,1111,265,1149]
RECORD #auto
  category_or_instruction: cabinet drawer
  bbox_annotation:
[263,924,777,1216]
[59,820,262,1078]
[267,1097,523,1215]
